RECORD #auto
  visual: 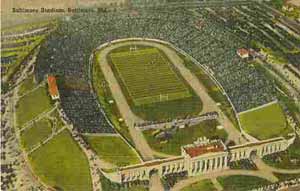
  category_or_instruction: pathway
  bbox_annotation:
[11,55,53,190]
[2,27,48,40]
[211,178,223,191]
[149,172,165,191]
[255,158,300,174]
[17,81,46,99]
[171,169,278,191]
[27,126,67,155]
[19,105,57,132]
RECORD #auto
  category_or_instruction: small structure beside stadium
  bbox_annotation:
[237,48,249,59]
[47,75,60,100]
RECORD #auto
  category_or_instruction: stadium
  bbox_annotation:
[1,1,300,191]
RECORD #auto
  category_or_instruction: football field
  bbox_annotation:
[110,48,191,105]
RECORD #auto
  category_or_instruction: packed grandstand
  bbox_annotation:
[35,8,276,133]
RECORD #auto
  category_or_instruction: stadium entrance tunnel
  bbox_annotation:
[149,168,159,177]
[250,150,258,160]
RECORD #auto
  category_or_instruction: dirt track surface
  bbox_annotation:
[97,39,244,158]
[97,43,154,162]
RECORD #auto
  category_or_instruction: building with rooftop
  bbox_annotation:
[112,136,293,183]
[47,75,60,100]
[237,48,249,59]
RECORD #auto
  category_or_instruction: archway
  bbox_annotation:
[250,150,258,160]
[149,168,159,177]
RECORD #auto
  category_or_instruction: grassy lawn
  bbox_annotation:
[16,85,53,127]
[100,173,148,191]
[182,180,217,191]
[18,75,36,96]
[239,103,292,140]
[29,130,92,191]
[105,44,202,121]
[110,48,191,105]
[143,120,228,155]
[217,175,271,191]
[263,136,300,169]
[20,118,52,151]
[84,136,141,167]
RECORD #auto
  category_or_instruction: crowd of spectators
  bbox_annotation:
[35,7,276,132]
[250,178,300,191]
[229,159,257,170]
[162,171,188,190]
[59,87,115,133]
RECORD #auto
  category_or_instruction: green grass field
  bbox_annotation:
[217,175,271,191]
[16,85,53,127]
[29,130,92,191]
[100,174,148,191]
[182,180,217,191]
[110,48,191,106]
[21,118,52,151]
[239,103,292,140]
[18,75,36,96]
[143,120,228,155]
[84,136,140,167]
[104,44,202,121]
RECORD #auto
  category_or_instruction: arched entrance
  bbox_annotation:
[250,150,258,160]
[149,168,159,177]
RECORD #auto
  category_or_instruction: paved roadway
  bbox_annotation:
[255,158,300,175]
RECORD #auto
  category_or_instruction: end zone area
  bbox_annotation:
[110,48,191,106]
